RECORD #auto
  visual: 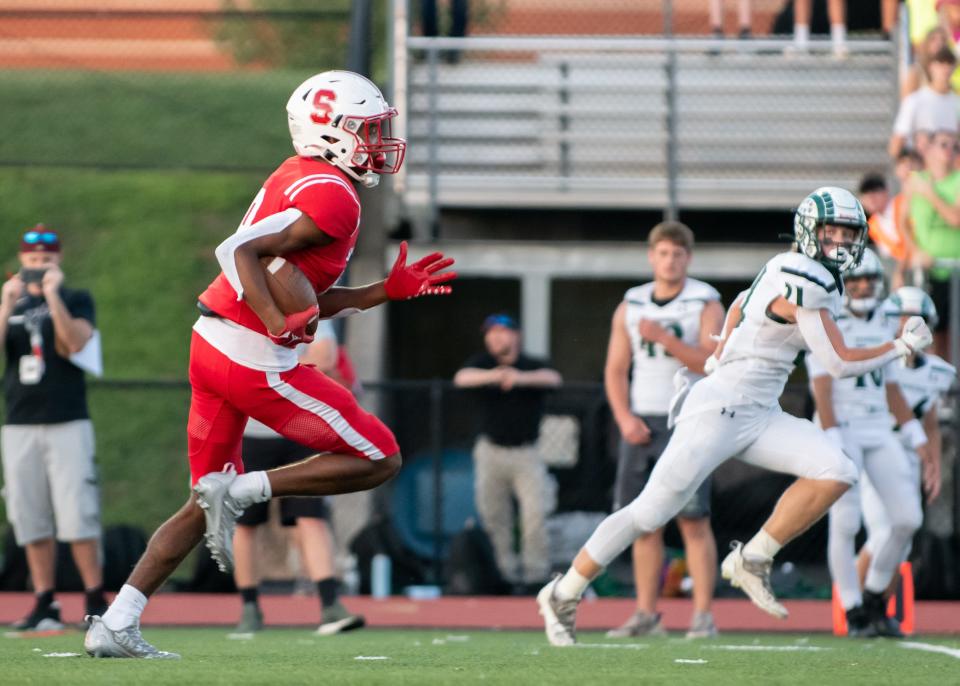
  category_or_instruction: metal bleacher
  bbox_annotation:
[399,37,899,214]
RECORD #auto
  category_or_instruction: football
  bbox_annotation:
[260,256,318,335]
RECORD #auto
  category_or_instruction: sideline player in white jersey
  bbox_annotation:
[604,221,724,639]
[856,287,954,597]
[806,249,931,637]
[537,187,934,646]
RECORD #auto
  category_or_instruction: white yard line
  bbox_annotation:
[707,644,830,652]
[900,642,960,660]
[572,643,649,650]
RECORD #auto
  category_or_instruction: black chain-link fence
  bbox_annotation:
[3,377,956,600]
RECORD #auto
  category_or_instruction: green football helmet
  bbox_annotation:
[886,286,938,330]
[793,186,868,273]
[843,247,885,315]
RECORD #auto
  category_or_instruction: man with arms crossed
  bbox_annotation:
[538,187,933,646]
[604,222,723,639]
[807,249,931,637]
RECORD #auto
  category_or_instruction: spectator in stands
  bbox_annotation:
[903,129,960,359]
[454,314,562,591]
[0,227,106,631]
[859,155,923,288]
[233,320,364,635]
[889,46,959,159]
[709,0,751,40]
[901,26,948,99]
[422,0,469,62]
[788,0,898,58]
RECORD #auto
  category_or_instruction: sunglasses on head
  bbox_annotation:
[22,231,58,244]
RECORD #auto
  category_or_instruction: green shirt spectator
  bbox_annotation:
[909,167,960,281]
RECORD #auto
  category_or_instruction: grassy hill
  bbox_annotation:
[0,164,267,542]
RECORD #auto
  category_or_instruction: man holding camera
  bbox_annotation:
[0,227,106,630]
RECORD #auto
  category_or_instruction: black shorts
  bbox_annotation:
[928,278,950,333]
[236,436,329,527]
[612,414,712,518]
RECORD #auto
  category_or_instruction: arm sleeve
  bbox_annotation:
[214,207,303,301]
[67,290,95,326]
[805,347,827,379]
[293,182,360,242]
[796,307,901,378]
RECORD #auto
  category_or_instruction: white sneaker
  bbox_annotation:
[721,542,788,619]
[536,576,578,646]
[193,464,243,573]
[84,616,180,659]
[605,611,666,638]
[685,610,718,639]
[832,43,850,60]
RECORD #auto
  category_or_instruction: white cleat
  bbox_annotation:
[193,464,243,573]
[721,542,788,619]
[536,576,578,646]
[84,616,180,659]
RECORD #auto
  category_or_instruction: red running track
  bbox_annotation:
[2,593,959,634]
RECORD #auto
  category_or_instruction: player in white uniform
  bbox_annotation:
[537,187,934,646]
[857,288,954,596]
[806,250,931,637]
[604,221,724,639]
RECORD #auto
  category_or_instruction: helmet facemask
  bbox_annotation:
[341,110,406,183]
[793,189,868,273]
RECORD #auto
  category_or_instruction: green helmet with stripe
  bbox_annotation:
[793,186,868,273]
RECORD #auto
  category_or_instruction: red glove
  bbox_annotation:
[384,241,457,300]
[268,306,319,349]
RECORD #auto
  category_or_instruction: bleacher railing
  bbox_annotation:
[393,22,899,234]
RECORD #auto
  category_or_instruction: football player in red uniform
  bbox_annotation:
[85,71,455,658]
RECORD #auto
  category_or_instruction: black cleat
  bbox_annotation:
[844,605,877,638]
[863,591,904,638]
[11,600,64,632]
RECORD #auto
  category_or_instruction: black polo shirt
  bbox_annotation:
[3,287,95,425]
[461,352,553,447]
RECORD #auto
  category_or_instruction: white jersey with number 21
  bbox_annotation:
[711,251,843,407]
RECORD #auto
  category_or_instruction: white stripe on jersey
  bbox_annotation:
[284,174,359,208]
[265,371,386,460]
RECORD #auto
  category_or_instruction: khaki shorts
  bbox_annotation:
[1,419,101,545]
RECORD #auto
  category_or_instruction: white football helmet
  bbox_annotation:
[286,71,406,188]
[793,186,868,272]
[886,286,939,330]
[843,247,885,315]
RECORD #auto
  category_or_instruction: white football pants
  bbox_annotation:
[583,379,857,567]
[827,430,922,610]
[860,446,922,566]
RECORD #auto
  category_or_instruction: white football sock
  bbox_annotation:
[555,567,592,601]
[101,584,147,631]
[794,24,810,47]
[228,471,272,509]
[743,529,782,560]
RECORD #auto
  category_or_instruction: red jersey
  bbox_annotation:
[199,157,361,335]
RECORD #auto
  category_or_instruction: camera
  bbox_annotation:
[19,268,47,285]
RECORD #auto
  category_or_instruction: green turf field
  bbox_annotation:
[2,629,959,685]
